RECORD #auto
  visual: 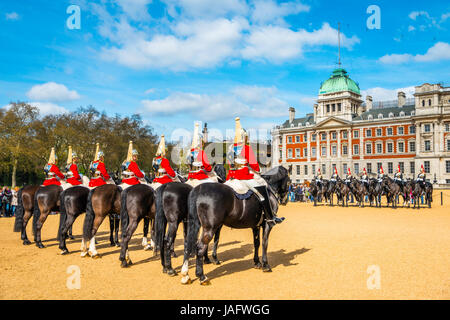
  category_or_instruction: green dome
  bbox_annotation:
[319,68,360,95]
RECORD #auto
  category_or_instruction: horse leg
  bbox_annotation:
[88,215,106,258]
[59,213,76,254]
[261,222,274,272]
[21,209,33,245]
[35,209,50,249]
[142,217,152,250]
[196,228,213,285]
[109,215,115,246]
[211,226,222,265]
[162,222,178,275]
[252,227,261,268]
[119,219,139,268]
[114,217,120,247]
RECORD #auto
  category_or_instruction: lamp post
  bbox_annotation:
[433,173,437,185]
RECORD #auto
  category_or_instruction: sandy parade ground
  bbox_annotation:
[0,190,449,300]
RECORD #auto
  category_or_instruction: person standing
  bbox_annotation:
[10,187,18,217]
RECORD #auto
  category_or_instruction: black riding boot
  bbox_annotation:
[255,186,285,225]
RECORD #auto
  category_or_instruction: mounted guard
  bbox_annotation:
[65,146,89,188]
[416,164,426,188]
[42,147,65,187]
[151,135,177,190]
[361,168,369,189]
[186,123,214,187]
[226,117,284,225]
[344,168,352,187]
[120,141,148,190]
[330,167,339,183]
[377,166,385,182]
[394,165,404,187]
[88,143,113,188]
[315,168,323,188]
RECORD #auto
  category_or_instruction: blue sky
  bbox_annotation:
[1,0,449,141]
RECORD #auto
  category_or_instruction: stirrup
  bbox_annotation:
[265,217,285,224]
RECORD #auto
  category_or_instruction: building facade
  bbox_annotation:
[271,68,450,186]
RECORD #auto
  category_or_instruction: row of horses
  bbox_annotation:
[308,176,433,209]
[12,165,291,285]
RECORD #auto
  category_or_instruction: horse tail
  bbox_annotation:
[120,188,129,239]
[32,193,40,236]
[185,188,201,257]
[82,189,95,242]
[154,184,167,251]
[57,190,67,241]
[13,188,24,232]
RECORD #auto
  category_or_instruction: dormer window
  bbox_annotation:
[400,111,405,117]
[389,112,394,118]
[368,114,373,120]
[378,114,383,119]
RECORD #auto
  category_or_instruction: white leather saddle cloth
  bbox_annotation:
[225,174,267,195]
[186,176,217,188]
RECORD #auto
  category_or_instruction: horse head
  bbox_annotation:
[212,163,227,183]
[262,166,291,205]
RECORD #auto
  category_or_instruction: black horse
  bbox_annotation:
[381,177,401,209]
[155,164,227,276]
[368,178,383,208]
[13,185,39,245]
[412,180,433,209]
[336,178,351,207]
[180,166,290,285]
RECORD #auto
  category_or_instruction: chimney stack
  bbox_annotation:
[398,91,406,107]
[366,95,373,111]
[289,107,295,124]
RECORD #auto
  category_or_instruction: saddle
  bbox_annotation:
[225,179,254,200]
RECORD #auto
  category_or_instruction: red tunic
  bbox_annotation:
[153,157,176,184]
[89,161,110,187]
[227,145,260,180]
[122,161,144,185]
[66,163,82,185]
[188,150,212,180]
[43,164,65,186]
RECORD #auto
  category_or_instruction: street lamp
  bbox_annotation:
[433,173,437,184]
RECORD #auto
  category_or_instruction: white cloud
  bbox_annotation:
[28,102,69,115]
[144,88,156,94]
[140,85,288,121]
[379,42,450,64]
[408,25,415,32]
[408,11,430,21]
[26,82,81,102]
[361,86,415,101]
[5,12,19,20]
[250,0,309,24]
[162,0,248,19]
[101,18,247,71]
[242,22,360,63]
[116,0,152,21]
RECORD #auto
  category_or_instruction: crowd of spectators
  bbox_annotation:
[0,187,18,217]
[288,183,313,203]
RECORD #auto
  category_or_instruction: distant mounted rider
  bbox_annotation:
[120,141,148,190]
[330,167,339,183]
[416,164,426,188]
[344,168,352,187]
[377,166,386,182]
[361,168,369,190]
[151,135,177,190]
[394,164,404,187]
[88,143,113,188]
[314,168,323,188]
[65,146,89,188]
[186,122,214,187]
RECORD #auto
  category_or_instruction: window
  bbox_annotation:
[332,104,336,112]
[321,133,327,140]
[343,131,348,139]
[304,134,308,142]
[304,165,308,175]
[343,145,348,155]
[326,105,330,113]
[410,162,415,175]
[376,143,383,154]
[343,163,347,173]
[295,136,300,143]
[304,148,308,157]
[409,125,416,134]
[387,127,393,136]
[332,132,337,140]
[378,114,383,119]
[389,112,394,118]
[366,129,372,137]
[422,100,425,107]
[353,130,359,138]
[377,162,382,172]
[424,124,431,133]
[367,163,372,174]
[387,142,393,153]
[446,123,449,132]
[288,136,292,143]
[424,140,431,152]
[353,144,359,155]
[366,143,372,154]
[322,164,326,175]
[409,141,416,153]
[312,134,316,141]
[424,161,430,173]
[312,147,316,157]
[279,149,282,160]
[447,139,450,151]
[446,161,450,174]
[399,162,404,173]
[288,149,293,158]
[376,128,382,136]
[321,146,327,157]
[296,165,300,175]
[312,164,316,174]
[337,103,341,112]
[398,127,404,135]
[428,99,431,106]
[354,163,359,174]
[388,162,393,174]
[398,142,404,153]
[295,148,300,158]
[332,145,337,156]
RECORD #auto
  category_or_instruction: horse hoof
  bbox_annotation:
[36,243,45,249]
[126,258,132,265]
[143,245,152,251]
[121,260,128,268]
[60,249,69,255]
[115,243,120,247]
[203,258,211,265]
[212,259,221,265]
[69,236,75,240]
[167,269,177,277]
[200,278,211,286]
[254,262,262,269]
[80,252,88,258]
[110,242,115,247]
[262,266,272,272]
[23,239,31,245]
[171,252,177,258]
[181,275,191,285]
[91,253,101,259]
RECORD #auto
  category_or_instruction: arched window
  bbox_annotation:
[400,111,405,117]
[422,100,425,107]
[378,114,383,119]
[368,114,373,120]
[428,99,431,106]
[298,123,302,127]
[291,123,295,128]
[389,112,394,118]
